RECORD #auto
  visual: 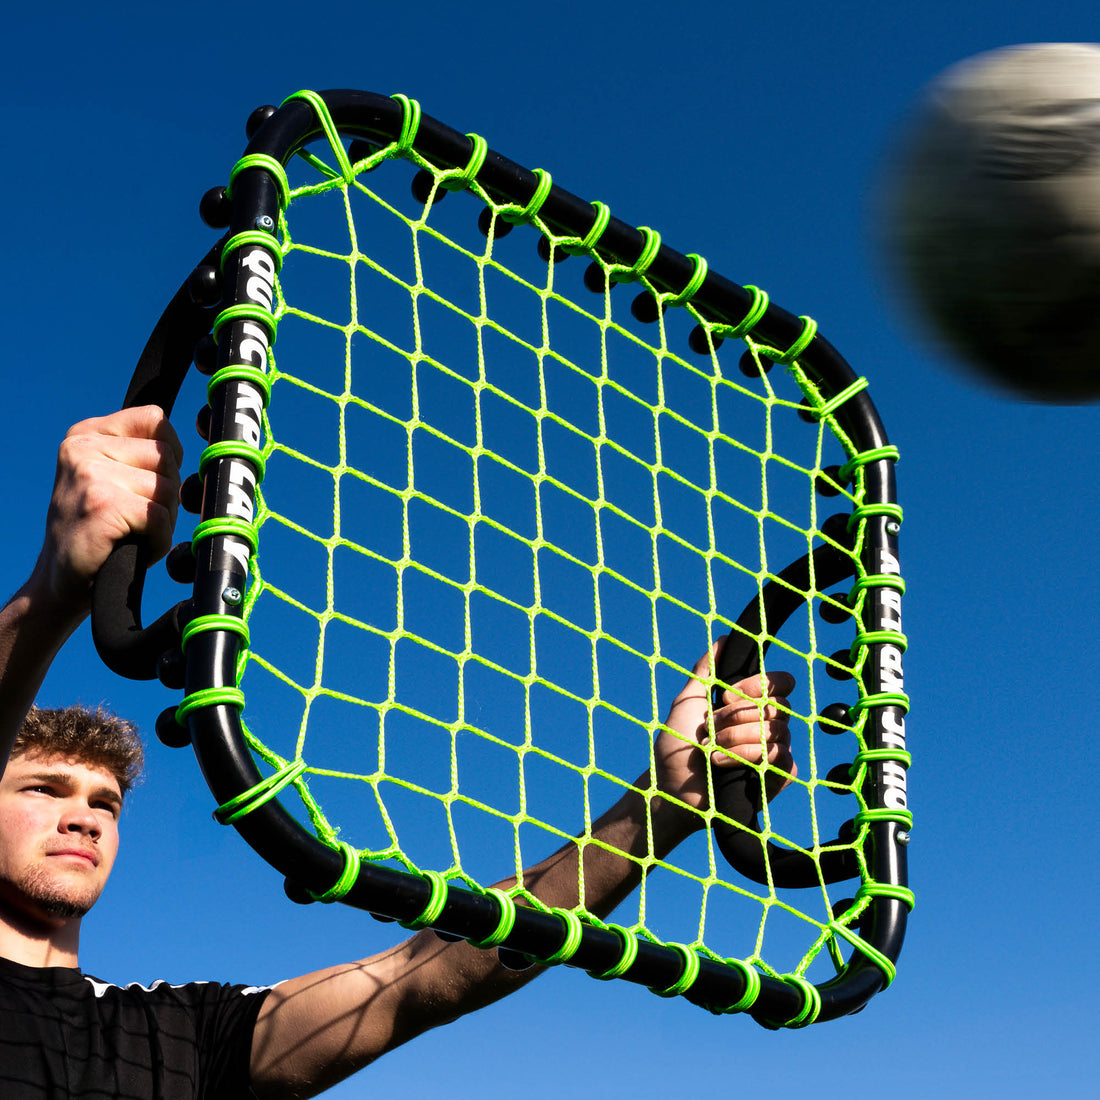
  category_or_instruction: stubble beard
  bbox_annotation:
[10,863,102,920]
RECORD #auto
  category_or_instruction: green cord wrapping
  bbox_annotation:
[561,201,612,255]
[850,573,906,597]
[311,842,362,903]
[857,882,916,910]
[664,254,708,308]
[776,976,822,1028]
[181,614,249,651]
[712,959,762,1015]
[198,440,266,482]
[848,630,908,665]
[610,225,661,282]
[220,231,283,273]
[227,154,290,210]
[212,304,277,345]
[213,759,308,825]
[847,502,904,531]
[851,747,913,771]
[399,870,448,930]
[283,90,357,182]
[810,376,870,419]
[755,315,818,365]
[850,692,911,715]
[190,517,259,555]
[856,806,914,829]
[388,94,422,153]
[711,283,769,339]
[467,888,517,949]
[174,687,244,726]
[839,445,900,479]
[648,943,701,998]
[586,924,639,981]
[440,133,488,191]
[501,168,553,224]
[207,366,272,408]
[826,920,897,986]
[536,908,584,966]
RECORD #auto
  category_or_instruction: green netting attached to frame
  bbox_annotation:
[203,93,910,1009]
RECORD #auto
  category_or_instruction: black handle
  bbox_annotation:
[712,542,860,887]
[90,240,224,680]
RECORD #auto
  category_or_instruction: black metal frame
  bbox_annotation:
[90,89,908,1025]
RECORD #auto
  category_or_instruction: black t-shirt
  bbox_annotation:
[0,955,271,1099]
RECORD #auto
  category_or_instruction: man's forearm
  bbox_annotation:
[250,777,696,1098]
[0,572,86,766]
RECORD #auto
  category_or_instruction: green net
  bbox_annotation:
[210,93,909,1002]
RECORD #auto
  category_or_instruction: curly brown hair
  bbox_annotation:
[13,705,145,796]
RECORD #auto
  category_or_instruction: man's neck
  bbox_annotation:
[0,899,80,968]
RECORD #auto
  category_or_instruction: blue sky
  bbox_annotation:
[4,2,1100,1097]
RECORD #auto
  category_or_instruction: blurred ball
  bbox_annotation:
[881,43,1100,402]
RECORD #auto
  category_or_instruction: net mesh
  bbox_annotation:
[219,102,895,992]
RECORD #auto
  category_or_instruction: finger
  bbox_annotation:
[710,739,795,770]
[715,697,791,725]
[66,406,184,470]
[61,432,183,486]
[723,669,796,701]
[668,640,723,708]
[711,715,791,753]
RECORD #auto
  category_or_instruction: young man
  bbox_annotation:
[0,407,796,1098]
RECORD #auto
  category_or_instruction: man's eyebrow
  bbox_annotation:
[21,770,122,804]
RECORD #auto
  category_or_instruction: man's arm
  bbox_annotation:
[0,408,181,765]
[249,653,795,1099]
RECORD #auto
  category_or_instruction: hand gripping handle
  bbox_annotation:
[712,542,859,887]
[90,241,223,680]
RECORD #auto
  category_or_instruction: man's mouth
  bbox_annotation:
[46,848,99,868]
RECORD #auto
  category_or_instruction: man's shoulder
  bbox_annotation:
[83,975,270,1002]
[0,955,269,1015]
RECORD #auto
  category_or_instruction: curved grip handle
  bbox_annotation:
[90,240,224,680]
[712,542,859,887]
[91,537,186,680]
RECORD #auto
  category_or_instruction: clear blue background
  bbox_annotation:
[4,2,1098,1096]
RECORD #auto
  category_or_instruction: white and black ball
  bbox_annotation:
[881,43,1100,402]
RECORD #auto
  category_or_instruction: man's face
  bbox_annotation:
[0,752,122,926]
